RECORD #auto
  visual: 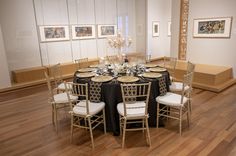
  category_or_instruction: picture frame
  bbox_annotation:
[71,25,96,40]
[193,17,232,38]
[39,25,69,42]
[152,21,160,37]
[168,21,171,36]
[97,25,117,38]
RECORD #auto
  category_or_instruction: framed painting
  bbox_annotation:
[39,25,69,42]
[193,17,232,38]
[97,25,117,38]
[72,25,95,40]
[168,21,171,36]
[152,21,160,37]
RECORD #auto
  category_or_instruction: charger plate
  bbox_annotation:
[91,75,113,83]
[89,64,99,68]
[149,67,167,72]
[142,72,162,78]
[117,76,139,83]
[144,63,158,68]
[76,72,95,78]
[78,68,95,73]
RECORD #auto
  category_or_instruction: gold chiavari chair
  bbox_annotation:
[117,82,151,148]
[49,63,72,92]
[164,57,177,82]
[169,61,195,112]
[65,82,106,149]
[74,58,89,71]
[44,72,77,132]
[156,72,194,135]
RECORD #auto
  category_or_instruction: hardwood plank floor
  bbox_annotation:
[0,84,236,156]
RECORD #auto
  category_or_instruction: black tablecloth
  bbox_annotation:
[74,72,170,135]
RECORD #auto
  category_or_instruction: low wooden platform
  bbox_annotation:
[173,61,236,92]
[2,57,235,93]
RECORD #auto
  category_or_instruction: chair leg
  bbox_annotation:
[52,105,55,125]
[157,102,160,128]
[142,119,145,133]
[55,108,58,133]
[103,109,106,134]
[119,115,122,135]
[145,117,151,146]
[122,119,127,148]
[179,107,182,136]
[187,102,191,128]
[84,118,87,130]
[70,115,74,143]
[189,98,193,114]
[88,117,94,149]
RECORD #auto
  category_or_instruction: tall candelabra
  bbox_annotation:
[107,31,132,56]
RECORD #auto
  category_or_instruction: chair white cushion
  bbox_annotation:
[57,82,72,90]
[117,101,146,118]
[156,92,188,107]
[73,100,105,116]
[169,82,189,92]
[53,93,77,104]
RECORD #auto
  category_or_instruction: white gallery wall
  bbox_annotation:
[0,0,42,71]
[187,0,236,77]
[170,0,180,58]
[0,25,11,89]
[147,0,172,59]
[0,0,142,71]
[135,0,146,53]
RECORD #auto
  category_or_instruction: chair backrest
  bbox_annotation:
[65,82,89,114]
[187,61,195,74]
[75,58,89,70]
[49,63,63,88]
[181,72,194,103]
[167,57,177,78]
[44,72,54,103]
[120,82,151,117]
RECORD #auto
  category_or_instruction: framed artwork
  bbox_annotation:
[97,25,117,38]
[71,25,95,40]
[39,25,69,42]
[168,21,171,36]
[193,17,232,38]
[152,21,160,37]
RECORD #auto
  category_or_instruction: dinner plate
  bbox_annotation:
[89,64,99,68]
[142,72,162,78]
[117,76,139,83]
[149,67,167,72]
[144,63,158,68]
[76,72,95,78]
[78,68,96,73]
[91,75,113,83]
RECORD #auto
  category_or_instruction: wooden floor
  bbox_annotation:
[0,84,236,156]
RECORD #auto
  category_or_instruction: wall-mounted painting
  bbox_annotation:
[39,25,69,42]
[168,21,171,36]
[152,21,160,37]
[97,25,117,38]
[72,25,95,40]
[193,17,232,38]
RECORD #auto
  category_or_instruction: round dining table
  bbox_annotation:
[73,69,170,136]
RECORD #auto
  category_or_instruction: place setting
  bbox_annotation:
[91,75,113,83]
[77,67,96,73]
[149,67,167,72]
[76,72,96,78]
